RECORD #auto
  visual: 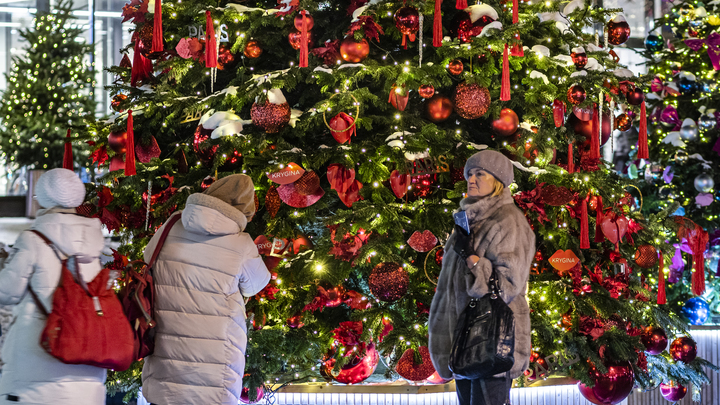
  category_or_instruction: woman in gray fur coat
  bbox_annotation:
[429,150,536,405]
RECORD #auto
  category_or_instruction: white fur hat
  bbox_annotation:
[35,169,86,208]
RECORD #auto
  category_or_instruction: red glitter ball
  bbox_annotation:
[453,82,491,119]
[369,262,409,302]
[251,101,291,133]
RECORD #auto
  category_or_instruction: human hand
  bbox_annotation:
[452,225,472,260]
[465,255,480,269]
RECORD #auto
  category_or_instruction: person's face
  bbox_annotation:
[467,168,496,198]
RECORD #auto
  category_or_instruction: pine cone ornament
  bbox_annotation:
[266,185,282,218]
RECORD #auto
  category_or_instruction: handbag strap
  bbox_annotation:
[489,268,503,299]
[147,213,182,269]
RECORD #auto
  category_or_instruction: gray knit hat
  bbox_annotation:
[463,150,514,187]
[35,168,86,208]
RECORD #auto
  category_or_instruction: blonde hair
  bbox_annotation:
[490,178,505,197]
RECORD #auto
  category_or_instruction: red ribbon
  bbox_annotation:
[657,251,666,305]
[433,0,442,47]
[512,0,519,24]
[152,0,163,53]
[501,44,510,101]
[130,38,153,86]
[456,0,467,9]
[205,11,217,68]
[580,196,589,249]
[677,218,709,295]
[637,101,648,159]
[300,10,309,67]
[62,129,73,170]
[567,142,574,174]
[125,110,136,176]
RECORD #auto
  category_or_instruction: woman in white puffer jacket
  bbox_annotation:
[0,169,107,405]
[141,174,271,405]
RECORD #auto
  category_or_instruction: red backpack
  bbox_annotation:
[28,230,135,371]
[120,214,180,360]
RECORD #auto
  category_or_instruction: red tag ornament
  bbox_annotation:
[267,162,305,184]
[549,250,580,272]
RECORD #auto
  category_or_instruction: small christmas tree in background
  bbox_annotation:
[640,0,720,324]
[77,0,716,403]
[0,0,96,171]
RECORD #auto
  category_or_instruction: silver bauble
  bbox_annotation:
[680,119,699,140]
[694,173,715,192]
[699,114,716,131]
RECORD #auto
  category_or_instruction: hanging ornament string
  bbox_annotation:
[322,93,361,131]
[418,14,424,67]
[145,180,152,230]
[424,246,442,285]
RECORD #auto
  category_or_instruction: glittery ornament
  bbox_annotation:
[660,382,687,401]
[418,84,435,99]
[193,125,218,162]
[108,131,128,154]
[669,336,697,362]
[426,95,453,122]
[138,23,164,59]
[407,230,438,252]
[571,51,588,69]
[251,101,291,133]
[492,108,519,136]
[396,346,435,381]
[634,245,658,268]
[453,82,490,119]
[369,262,409,302]
[244,40,263,58]
[539,184,574,206]
[615,113,632,131]
[111,94,127,112]
[641,326,668,355]
[266,185,282,218]
[448,59,464,75]
[135,135,161,163]
[607,15,631,45]
[340,37,369,63]
[295,171,321,195]
[567,84,586,105]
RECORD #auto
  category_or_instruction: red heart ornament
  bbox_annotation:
[338,179,363,207]
[601,212,628,245]
[389,170,410,199]
[327,163,356,193]
[549,249,580,272]
[396,346,436,381]
[407,230,438,252]
[329,112,356,144]
[109,155,125,172]
[389,85,409,111]
[267,162,305,185]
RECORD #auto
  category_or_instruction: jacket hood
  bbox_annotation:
[459,187,515,223]
[31,209,105,263]
[182,195,244,236]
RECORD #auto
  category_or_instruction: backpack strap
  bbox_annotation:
[27,230,57,317]
[147,213,182,269]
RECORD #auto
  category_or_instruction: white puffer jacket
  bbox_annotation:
[141,194,271,405]
[0,208,107,405]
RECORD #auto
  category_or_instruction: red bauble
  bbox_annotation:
[660,382,687,401]
[294,12,314,30]
[418,84,435,99]
[578,362,634,405]
[329,112,356,144]
[634,245,658,269]
[288,29,313,50]
[453,82,491,119]
[340,37,369,63]
[193,125,219,162]
[251,313,266,330]
[641,326,668,355]
[217,46,235,70]
[325,286,345,308]
[394,6,420,36]
[220,150,243,171]
[626,88,644,106]
[369,262,409,302]
[588,195,599,212]
[244,40,263,58]
[251,101,291,133]
[426,95,453,123]
[111,94,127,112]
[670,336,697,362]
[448,59,464,75]
[571,51,588,69]
[607,18,631,45]
[322,345,379,384]
[286,313,305,328]
[396,346,435,381]
[240,387,264,404]
[410,173,436,199]
[200,176,216,190]
[492,108,520,136]
[108,131,128,154]
[568,112,612,145]
[452,10,494,43]
[435,247,444,265]
[567,84,587,105]
[615,113,632,131]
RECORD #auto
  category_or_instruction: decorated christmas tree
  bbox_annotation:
[81,0,714,402]
[0,0,96,171]
[639,0,720,323]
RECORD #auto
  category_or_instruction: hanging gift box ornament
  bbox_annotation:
[389,85,409,111]
[607,14,631,45]
[453,82,491,119]
[571,47,588,69]
[418,84,435,99]
[394,6,420,47]
[567,84,587,105]
[492,108,519,136]
[251,89,291,133]
[340,37,370,63]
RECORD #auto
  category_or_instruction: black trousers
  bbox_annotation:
[455,377,512,405]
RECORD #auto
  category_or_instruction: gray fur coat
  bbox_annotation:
[428,188,535,380]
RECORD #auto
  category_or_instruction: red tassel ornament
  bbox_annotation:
[658,252,666,305]
[152,0,163,53]
[456,0,467,9]
[125,110,136,176]
[205,11,217,68]
[590,105,600,159]
[500,44,511,101]
[580,196,590,249]
[567,142,574,173]
[594,196,604,243]
[62,129,73,170]
[300,11,309,67]
[433,0,443,47]
[637,101,649,159]
[512,0,519,24]
[131,38,153,86]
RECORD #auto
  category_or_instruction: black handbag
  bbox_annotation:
[449,268,515,379]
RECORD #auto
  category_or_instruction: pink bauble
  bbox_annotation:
[641,326,668,355]
[660,382,687,401]
[670,336,697,362]
[578,362,634,405]
[239,387,264,404]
